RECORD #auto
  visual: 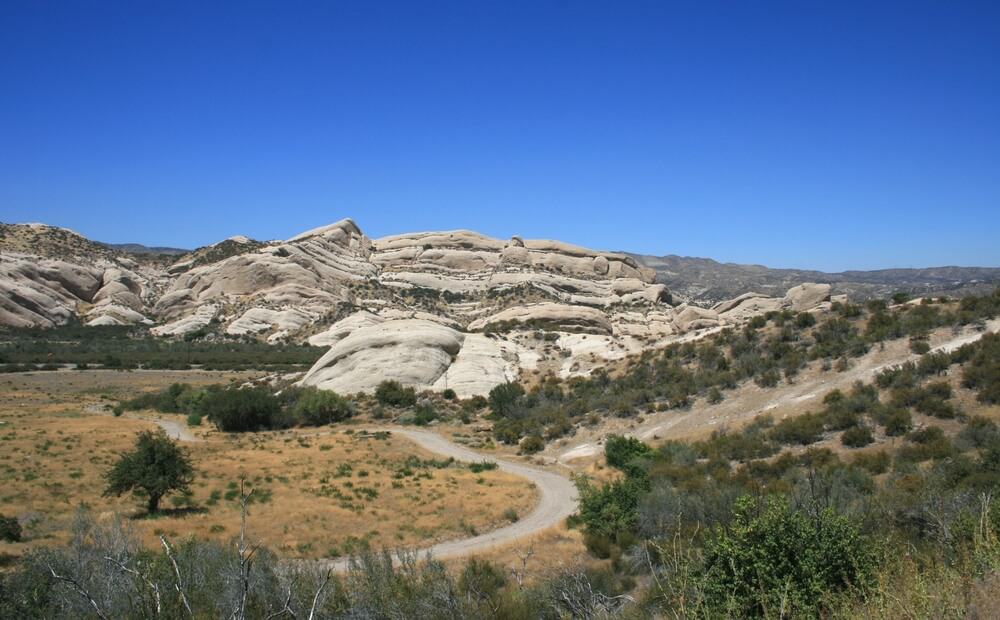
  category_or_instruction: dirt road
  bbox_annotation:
[135,415,202,442]
[323,427,578,570]
[142,418,578,567]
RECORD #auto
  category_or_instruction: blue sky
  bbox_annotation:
[1,1,997,271]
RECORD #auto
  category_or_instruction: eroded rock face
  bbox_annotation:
[784,283,832,312]
[1,220,836,396]
[468,303,613,335]
[299,319,465,394]
[151,305,219,337]
[0,246,160,328]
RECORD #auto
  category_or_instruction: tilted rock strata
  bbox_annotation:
[2,220,834,396]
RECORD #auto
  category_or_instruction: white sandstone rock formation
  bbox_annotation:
[784,283,832,312]
[1,219,838,396]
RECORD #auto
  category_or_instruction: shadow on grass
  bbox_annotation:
[131,506,209,520]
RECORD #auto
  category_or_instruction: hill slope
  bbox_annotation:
[631,253,1000,305]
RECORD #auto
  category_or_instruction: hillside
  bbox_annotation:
[3,218,996,399]
[632,253,1000,305]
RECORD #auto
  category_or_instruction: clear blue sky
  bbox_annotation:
[1,1,998,271]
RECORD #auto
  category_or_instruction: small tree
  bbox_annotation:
[104,430,194,513]
[488,382,524,418]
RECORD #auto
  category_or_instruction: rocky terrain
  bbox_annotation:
[0,219,914,397]
[632,253,1000,305]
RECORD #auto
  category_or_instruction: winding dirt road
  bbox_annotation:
[348,429,578,564]
[142,418,578,567]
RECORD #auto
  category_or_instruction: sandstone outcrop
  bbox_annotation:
[784,283,832,312]
[299,319,465,394]
[1,220,836,396]
[468,303,613,335]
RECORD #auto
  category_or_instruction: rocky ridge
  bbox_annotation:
[1,219,834,395]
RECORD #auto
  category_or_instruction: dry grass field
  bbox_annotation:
[0,370,537,563]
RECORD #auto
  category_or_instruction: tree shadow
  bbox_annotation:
[131,505,209,520]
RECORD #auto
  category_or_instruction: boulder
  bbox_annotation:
[300,319,464,394]
[784,283,832,312]
[672,304,722,332]
[226,307,319,336]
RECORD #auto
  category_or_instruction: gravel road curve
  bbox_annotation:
[321,428,579,570]
[141,419,578,568]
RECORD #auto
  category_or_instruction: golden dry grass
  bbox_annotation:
[0,370,537,562]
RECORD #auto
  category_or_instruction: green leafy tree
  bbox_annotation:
[701,495,875,618]
[604,435,652,477]
[488,382,524,417]
[103,430,195,513]
[575,476,645,541]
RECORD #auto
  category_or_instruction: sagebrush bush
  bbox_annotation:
[842,425,874,448]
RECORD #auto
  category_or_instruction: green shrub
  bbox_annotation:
[877,407,912,436]
[842,425,874,448]
[186,413,202,427]
[898,426,954,462]
[962,333,1000,404]
[957,416,1000,450]
[461,395,488,411]
[468,461,498,473]
[700,495,875,618]
[0,513,21,542]
[374,381,418,407]
[200,386,280,432]
[852,450,891,474]
[412,402,438,426]
[488,382,525,417]
[442,388,457,400]
[292,387,354,426]
[770,413,825,445]
[576,476,645,541]
[519,435,544,454]
[795,312,817,328]
[604,435,652,471]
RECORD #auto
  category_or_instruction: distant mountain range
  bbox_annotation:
[98,242,189,256]
[629,253,1000,305]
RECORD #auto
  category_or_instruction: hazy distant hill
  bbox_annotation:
[630,253,1000,305]
[99,242,189,256]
